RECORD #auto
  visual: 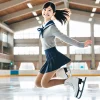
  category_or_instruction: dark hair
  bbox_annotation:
[43,2,70,24]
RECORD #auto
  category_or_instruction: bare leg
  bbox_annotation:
[35,72,57,87]
[35,62,71,88]
[41,70,66,88]
[35,73,44,87]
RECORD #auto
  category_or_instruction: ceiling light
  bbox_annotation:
[92,8,97,12]
[36,17,40,20]
[90,13,95,17]
[32,12,37,16]
[27,3,33,8]
[95,0,100,4]
[38,21,42,24]
[88,18,92,21]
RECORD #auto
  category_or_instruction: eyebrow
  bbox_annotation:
[47,8,52,10]
[43,8,52,10]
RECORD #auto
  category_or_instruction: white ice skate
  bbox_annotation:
[64,77,86,99]
[56,67,71,79]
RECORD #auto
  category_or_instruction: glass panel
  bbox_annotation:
[14,47,39,55]
[14,27,39,39]
[94,45,100,54]
[56,46,67,54]
[19,62,35,70]
[54,19,67,34]
[69,20,91,37]
[70,46,91,54]
[42,46,67,55]
[94,24,100,37]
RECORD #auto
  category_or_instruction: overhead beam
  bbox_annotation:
[10,8,100,32]
[0,21,14,33]
[70,0,100,8]
[71,9,100,20]
[0,0,30,11]
[1,0,63,22]
[1,0,100,22]
[9,4,65,31]
[1,4,43,21]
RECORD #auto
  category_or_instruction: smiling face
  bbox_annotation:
[42,6,55,21]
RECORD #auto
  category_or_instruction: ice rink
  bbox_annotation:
[0,76,100,100]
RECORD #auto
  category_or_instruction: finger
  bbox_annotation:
[86,40,92,44]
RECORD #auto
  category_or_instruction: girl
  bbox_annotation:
[36,1,92,98]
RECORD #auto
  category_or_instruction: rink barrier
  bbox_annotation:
[10,70,19,75]
[0,70,100,77]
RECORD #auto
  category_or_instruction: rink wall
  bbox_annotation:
[0,70,100,77]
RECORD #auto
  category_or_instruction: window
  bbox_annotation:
[14,47,39,55]
[14,27,39,39]
[94,45,100,54]
[94,24,100,37]
[19,62,35,70]
[42,46,67,55]
[56,46,67,54]
[70,46,91,54]
[69,20,91,37]
[54,19,67,34]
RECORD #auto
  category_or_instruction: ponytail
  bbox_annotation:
[54,9,70,25]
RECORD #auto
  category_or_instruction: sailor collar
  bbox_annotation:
[37,20,55,38]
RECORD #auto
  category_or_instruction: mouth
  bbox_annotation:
[44,14,49,16]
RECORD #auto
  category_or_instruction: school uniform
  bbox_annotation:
[37,20,84,74]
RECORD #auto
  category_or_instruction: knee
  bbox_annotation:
[35,80,42,87]
[41,81,49,88]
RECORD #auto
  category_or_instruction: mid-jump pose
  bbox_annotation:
[36,1,92,99]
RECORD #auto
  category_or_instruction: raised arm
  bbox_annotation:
[51,25,84,48]
[51,25,92,47]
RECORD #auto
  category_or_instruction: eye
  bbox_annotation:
[43,8,46,11]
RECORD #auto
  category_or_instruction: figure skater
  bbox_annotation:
[36,1,92,99]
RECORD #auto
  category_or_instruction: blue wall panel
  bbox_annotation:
[10,70,19,75]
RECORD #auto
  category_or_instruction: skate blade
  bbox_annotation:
[76,77,87,99]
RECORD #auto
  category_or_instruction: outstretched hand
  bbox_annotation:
[63,8,71,21]
[84,40,92,47]
[59,8,71,21]
[63,8,71,16]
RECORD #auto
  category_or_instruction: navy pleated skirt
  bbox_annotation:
[40,47,71,74]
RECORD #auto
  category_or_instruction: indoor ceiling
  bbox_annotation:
[0,0,100,25]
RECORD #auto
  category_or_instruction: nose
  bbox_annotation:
[44,10,48,14]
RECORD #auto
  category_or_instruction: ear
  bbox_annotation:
[53,12,56,16]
